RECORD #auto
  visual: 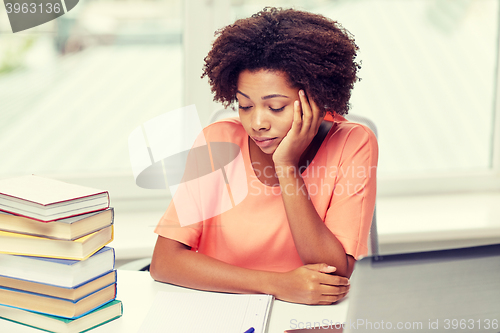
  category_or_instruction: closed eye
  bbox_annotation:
[270,106,285,112]
[238,105,252,110]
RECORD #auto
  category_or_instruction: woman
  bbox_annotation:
[150,7,378,305]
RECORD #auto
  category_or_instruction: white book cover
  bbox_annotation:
[0,175,109,221]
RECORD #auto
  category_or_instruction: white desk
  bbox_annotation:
[0,270,349,333]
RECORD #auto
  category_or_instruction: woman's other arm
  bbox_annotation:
[276,164,358,277]
[273,92,377,278]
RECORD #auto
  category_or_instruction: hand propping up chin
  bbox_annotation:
[272,90,325,168]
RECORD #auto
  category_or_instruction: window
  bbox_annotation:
[209,0,500,194]
[1,0,499,201]
[0,0,183,201]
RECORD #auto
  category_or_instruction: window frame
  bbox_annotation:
[183,0,500,197]
[26,0,500,200]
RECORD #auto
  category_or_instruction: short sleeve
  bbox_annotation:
[155,202,203,249]
[324,123,378,259]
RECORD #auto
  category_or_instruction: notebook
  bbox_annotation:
[344,243,500,333]
[138,291,273,333]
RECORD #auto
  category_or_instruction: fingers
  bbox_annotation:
[291,100,302,135]
[307,265,350,304]
[306,264,349,286]
[320,273,350,287]
[317,292,349,305]
[297,90,323,136]
[317,282,350,305]
[298,90,311,133]
[304,263,333,272]
[319,264,336,274]
[319,282,350,295]
[280,264,351,305]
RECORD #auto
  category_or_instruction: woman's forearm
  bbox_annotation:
[276,164,353,277]
[150,236,278,294]
[150,236,351,305]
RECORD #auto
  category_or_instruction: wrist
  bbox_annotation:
[258,271,281,296]
[274,164,300,180]
[272,155,299,169]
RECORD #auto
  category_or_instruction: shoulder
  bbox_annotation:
[324,115,378,160]
[202,117,246,142]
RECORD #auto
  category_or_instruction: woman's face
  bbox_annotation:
[237,69,300,155]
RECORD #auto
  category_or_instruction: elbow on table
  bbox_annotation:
[149,249,181,284]
[149,256,161,282]
[317,255,355,279]
[299,253,355,278]
[344,255,356,278]
[150,235,194,284]
[149,235,183,283]
[149,249,169,283]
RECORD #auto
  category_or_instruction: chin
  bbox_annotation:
[259,145,277,155]
[260,149,274,156]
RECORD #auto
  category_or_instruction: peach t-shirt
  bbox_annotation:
[155,115,378,272]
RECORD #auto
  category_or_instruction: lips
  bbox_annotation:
[252,137,278,148]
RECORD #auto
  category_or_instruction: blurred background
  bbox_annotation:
[1,0,499,266]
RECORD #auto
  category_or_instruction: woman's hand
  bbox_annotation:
[272,263,350,305]
[272,90,325,167]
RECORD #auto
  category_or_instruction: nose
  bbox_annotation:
[251,107,270,132]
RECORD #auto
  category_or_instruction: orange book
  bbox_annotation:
[0,208,113,240]
[0,225,113,260]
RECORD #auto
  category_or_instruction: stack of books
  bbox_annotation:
[0,175,123,332]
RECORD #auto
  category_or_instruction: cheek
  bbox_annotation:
[239,113,253,134]
[280,110,295,132]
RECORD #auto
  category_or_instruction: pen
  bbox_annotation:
[243,328,255,333]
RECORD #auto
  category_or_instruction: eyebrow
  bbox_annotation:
[236,91,289,100]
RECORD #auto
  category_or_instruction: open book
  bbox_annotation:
[138,291,274,333]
